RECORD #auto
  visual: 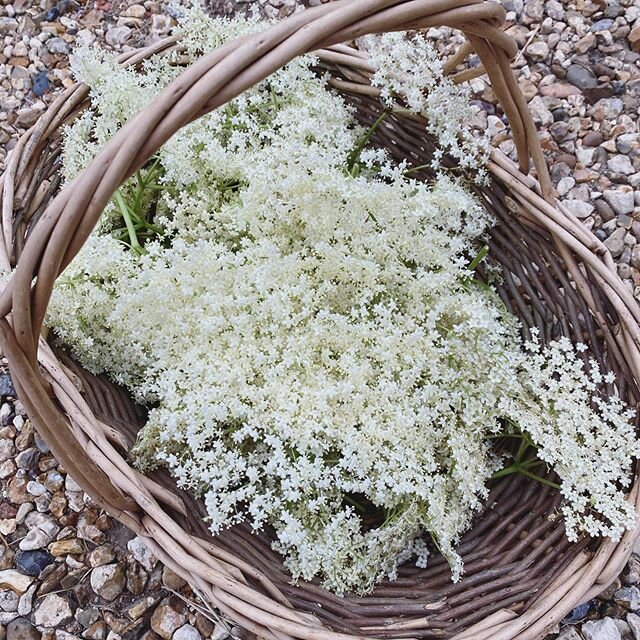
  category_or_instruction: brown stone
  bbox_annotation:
[574,168,599,183]
[582,131,603,147]
[126,594,161,621]
[90,562,126,601]
[8,57,29,67]
[14,420,33,451]
[103,610,130,634]
[557,153,577,169]
[88,544,115,568]
[161,566,186,591]
[49,538,84,556]
[539,83,582,99]
[126,561,148,596]
[629,24,640,52]
[48,493,66,519]
[84,620,108,640]
[0,502,18,519]
[195,613,215,638]
[37,563,66,596]
[7,476,32,504]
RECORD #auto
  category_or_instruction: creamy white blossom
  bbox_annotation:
[364,31,491,179]
[45,9,639,596]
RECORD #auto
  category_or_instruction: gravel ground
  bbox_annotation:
[0,0,640,639]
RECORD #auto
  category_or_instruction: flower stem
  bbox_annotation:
[114,190,146,255]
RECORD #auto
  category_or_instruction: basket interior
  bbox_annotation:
[42,76,640,637]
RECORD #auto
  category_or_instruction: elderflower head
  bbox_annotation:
[364,31,490,180]
[47,8,639,597]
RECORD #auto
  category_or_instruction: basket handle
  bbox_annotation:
[0,0,550,512]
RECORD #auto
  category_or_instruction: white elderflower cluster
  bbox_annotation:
[364,32,491,178]
[515,334,638,541]
[45,10,639,596]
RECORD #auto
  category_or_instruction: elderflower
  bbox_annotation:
[44,8,639,596]
[364,32,491,179]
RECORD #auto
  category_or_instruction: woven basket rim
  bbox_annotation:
[1,1,640,638]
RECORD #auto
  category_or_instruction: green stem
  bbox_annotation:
[514,435,530,465]
[491,465,520,479]
[468,245,489,271]
[516,468,560,489]
[347,111,388,177]
[114,190,146,255]
[491,464,560,489]
[403,163,432,176]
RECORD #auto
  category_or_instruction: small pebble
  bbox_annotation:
[15,550,54,577]
[582,617,622,640]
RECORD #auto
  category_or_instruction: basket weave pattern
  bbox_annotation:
[1,1,640,638]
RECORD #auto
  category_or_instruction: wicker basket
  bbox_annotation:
[1,0,640,638]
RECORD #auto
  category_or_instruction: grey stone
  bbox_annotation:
[565,199,594,219]
[528,96,553,126]
[45,37,69,55]
[591,18,614,32]
[0,439,15,463]
[0,610,18,625]
[619,263,632,279]
[14,448,38,470]
[0,375,16,397]
[614,619,632,639]
[105,25,132,48]
[625,555,640,585]
[604,188,635,215]
[558,627,584,640]
[173,625,202,640]
[19,527,51,551]
[17,584,35,617]
[527,41,549,61]
[616,585,640,610]
[604,227,627,258]
[582,618,622,640]
[546,0,564,20]
[525,0,544,20]
[15,550,53,577]
[595,98,624,120]
[550,121,571,142]
[575,146,597,166]
[75,607,100,629]
[557,177,575,196]
[617,134,639,155]
[0,589,19,612]
[25,481,47,497]
[6,617,39,640]
[64,474,82,492]
[127,537,157,572]
[0,18,18,33]
[14,106,45,129]
[567,64,598,90]
[627,612,640,640]
[33,594,74,628]
[608,155,635,175]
